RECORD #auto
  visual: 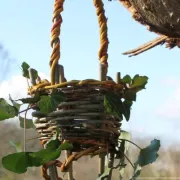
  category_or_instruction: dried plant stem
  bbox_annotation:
[123,35,168,57]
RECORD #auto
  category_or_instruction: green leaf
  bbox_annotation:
[17,91,40,104]
[21,62,30,78]
[46,139,61,150]
[29,148,61,167]
[37,91,65,113]
[135,139,160,167]
[9,140,22,152]
[104,92,124,120]
[0,98,18,121]
[2,152,31,173]
[96,167,111,180]
[122,100,133,121]
[19,116,35,129]
[30,69,38,79]
[2,141,73,174]
[130,139,160,180]
[124,90,136,101]
[9,95,21,112]
[58,141,73,151]
[130,75,148,92]
[122,75,131,84]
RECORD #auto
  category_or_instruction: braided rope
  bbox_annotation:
[50,0,109,85]
[93,0,109,72]
[50,0,64,85]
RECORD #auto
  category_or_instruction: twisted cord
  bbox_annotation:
[93,0,109,73]
[50,0,65,85]
[50,0,109,85]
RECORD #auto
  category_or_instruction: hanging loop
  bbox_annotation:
[50,0,109,85]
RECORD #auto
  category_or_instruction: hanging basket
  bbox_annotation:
[32,82,123,154]
[27,0,127,178]
[119,0,180,56]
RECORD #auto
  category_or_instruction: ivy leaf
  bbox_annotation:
[17,91,40,104]
[135,139,160,167]
[19,116,35,129]
[9,140,22,152]
[130,139,160,180]
[122,75,131,84]
[104,92,124,120]
[122,100,133,121]
[2,141,73,174]
[2,152,30,173]
[37,91,65,113]
[30,68,38,79]
[9,95,21,113]
[21,62,30,78]
[124,90,136,101]
[96,167,111,180]
[130,75,148,92]
[0,98,18,121]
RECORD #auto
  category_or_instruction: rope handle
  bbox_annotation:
[50,0,109,85]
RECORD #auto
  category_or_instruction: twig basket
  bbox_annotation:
[28,0,126,179]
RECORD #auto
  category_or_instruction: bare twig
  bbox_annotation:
[123,35,168,57]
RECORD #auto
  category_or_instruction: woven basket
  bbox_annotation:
[33,84,121,152]
[28,0,126,177]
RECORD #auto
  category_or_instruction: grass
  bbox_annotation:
[0,121,179,180]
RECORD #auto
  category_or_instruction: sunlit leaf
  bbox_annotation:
[9,94,21,113]
[2,140,73,174]
[130,75,148,92]
[0,98,17,121]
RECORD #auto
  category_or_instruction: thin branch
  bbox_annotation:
[123,35,168,57]
[118,139,142,150]
[118,148,134,169]
[23,105,29,152]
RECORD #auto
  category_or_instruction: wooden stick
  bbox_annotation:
[29,68,36,85]
[58,64,73,180]
[98,64,106,178]
[122,35,167,57]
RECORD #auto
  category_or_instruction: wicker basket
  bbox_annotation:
[28,0,126,178]
[33,84,121,153]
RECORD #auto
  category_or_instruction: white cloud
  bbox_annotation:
[156,76,180,119]
[0,72,49,99]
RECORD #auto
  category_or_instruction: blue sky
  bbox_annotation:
[0,0,180,147]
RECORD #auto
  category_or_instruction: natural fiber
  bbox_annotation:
[33,84,123,172]
[50,0,109,85]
